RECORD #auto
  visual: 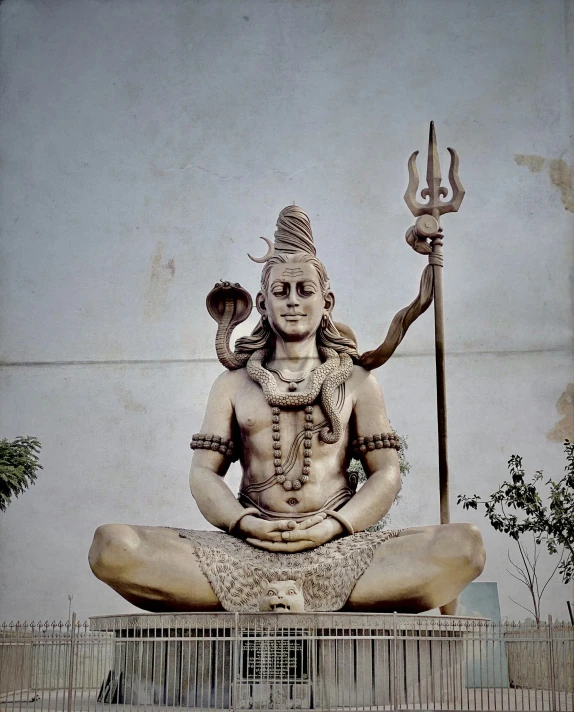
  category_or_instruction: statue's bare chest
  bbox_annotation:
[234,379,304,435]
[233,376,352,443]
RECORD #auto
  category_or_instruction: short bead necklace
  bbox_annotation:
[271,404,314,491]
[266,366,315,392]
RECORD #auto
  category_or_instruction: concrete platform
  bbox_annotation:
[89,612,484,709]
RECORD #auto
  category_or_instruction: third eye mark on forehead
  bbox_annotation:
[281,267,305,278]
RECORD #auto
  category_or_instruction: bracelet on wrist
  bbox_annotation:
[324,509,354,536]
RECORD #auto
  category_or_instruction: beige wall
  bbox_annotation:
[0,0,572,621]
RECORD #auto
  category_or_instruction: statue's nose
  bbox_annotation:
[286,291,300,307]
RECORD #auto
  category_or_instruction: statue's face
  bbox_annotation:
[261,263,331,342]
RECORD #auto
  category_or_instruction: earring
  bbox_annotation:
[321,314,328,328]
[262,315,268,323]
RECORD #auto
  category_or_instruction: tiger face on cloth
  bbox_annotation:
[89,206,485,614]
[259,578,305,613]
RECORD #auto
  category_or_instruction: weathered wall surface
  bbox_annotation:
[0,0,572,621]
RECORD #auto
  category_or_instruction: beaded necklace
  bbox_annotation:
[271,404,314,491]
[265,365,316,392]
[246,347,340,491]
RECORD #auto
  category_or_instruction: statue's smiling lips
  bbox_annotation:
[282,313,306,320]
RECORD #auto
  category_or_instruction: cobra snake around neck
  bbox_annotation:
[206,281,353,442]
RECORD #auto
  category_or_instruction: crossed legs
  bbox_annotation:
[89,523,484,613]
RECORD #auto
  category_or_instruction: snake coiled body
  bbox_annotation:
[246,347,353,445]
[318,352,353,443]
[246,347,340,408]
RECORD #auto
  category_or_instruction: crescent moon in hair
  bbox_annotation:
[248,237,275,263]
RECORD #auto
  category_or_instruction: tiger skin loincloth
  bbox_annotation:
[174,529,401,612]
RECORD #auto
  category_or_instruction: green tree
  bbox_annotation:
[458,440,574,622]
[0,436,43,512]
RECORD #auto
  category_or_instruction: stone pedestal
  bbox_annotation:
[91,612,480,709]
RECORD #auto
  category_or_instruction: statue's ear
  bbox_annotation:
[255,292,267,318]
[324,290,335,316]
[295,579,303,591]
[261,579,269,590]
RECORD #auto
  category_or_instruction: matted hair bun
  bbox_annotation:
[274,206,316,256]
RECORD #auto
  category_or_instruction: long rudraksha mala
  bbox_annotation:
[271,404,314,491]
[190,434,238,461]
[352,433,401,457]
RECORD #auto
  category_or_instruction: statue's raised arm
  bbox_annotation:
[89,205,485,614]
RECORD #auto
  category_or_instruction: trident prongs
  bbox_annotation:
[404,121,465,218]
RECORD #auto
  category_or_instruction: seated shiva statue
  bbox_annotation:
[89,206,485,613]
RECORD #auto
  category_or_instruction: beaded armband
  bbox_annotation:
[191,434,238,461]
[352,433,400,457]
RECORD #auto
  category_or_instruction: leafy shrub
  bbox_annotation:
[0,437,43,512]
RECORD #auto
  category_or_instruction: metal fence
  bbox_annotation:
[1,613,572,711]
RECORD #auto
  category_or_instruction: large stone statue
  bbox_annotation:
[89,206,485,613]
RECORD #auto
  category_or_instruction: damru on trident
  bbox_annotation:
[89,123,482,616]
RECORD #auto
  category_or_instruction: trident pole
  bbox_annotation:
[404,122,465,525]
[432,211,449,524]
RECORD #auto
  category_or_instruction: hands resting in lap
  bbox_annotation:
[239,512,343,552]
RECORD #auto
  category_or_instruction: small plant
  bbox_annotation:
[458,440,574,623]
[0,436,43,512]
[505,532,562,625]
[348,432,410,531]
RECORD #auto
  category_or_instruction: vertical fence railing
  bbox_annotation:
[549,614,558,712]
[232,612,238,712]
[67,612,76,712]
[0,614,572,710]
[392,609,398,711]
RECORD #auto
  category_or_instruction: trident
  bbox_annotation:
[404,122,465,526]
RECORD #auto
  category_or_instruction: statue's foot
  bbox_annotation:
[440,597,459,615]
[88,524,223,612]
[344,523,485,613]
